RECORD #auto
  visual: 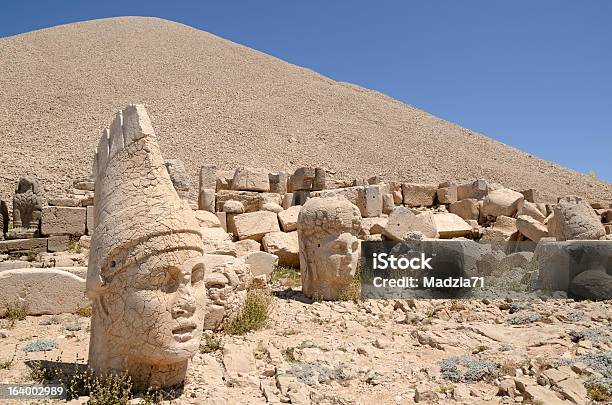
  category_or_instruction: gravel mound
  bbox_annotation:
[1,17,610,203]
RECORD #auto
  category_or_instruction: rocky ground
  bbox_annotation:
[1,274,610,404]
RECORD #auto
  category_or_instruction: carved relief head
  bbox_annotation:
[297,197,361,299]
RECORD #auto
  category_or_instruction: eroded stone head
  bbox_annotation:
[87,105,205,388]
[297,197,361,300]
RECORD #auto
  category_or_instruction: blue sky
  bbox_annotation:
[2,1,611,181]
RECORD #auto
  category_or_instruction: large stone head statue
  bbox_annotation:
[297,197,362,300]
[87,105,206,388]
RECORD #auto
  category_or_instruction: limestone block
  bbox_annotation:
[517,201,546,223]
[457,179,489,200]
[86,205,95,235]
[449,199,480,221]
[358,185,383,217]
[313,167,327,191]
[269,172,289,194]
[516,215,549,242]
[0,238,48,254]
[382,194,395,214]
[232,167,270,192]
[520,189,539,203]
[262,231,299,267]
[73,179,96,192]
[548,198,606,241]
[244,251,278,277]
[600,209,612,224]
[570,270,612,300]
[216,212,227,231]
[223,200,245,214]
[41,206,86,236]
[481,216,517,241]
[402,183,437,207]
[194,210,222,228]
[215,170,234,191]
[278,205,301,232]
[433,213,471,239]
[0,268,87,316]
[48,235,71,252]
[291,167,316,191]
[201,227,231,241]
[261,203,283,213]
[382,207,438,240]
[481,188,524,219]
[198,188,215,212]
[233,211,281,241]
[48,197,80,207]
[216,190,260,213]
[0,260,33,271]
[389,181,403,205]
[199,164,219,190]
[361,217,388,236]
[437,182,458,204]
[282,193,294,209]
[293,190,311,206]
[233,239,262,257]
[260,192,282,207]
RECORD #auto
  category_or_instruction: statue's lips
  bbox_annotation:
[172,322,197,342]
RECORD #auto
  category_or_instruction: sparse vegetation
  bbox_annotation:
[439,356,499,382]
[339,265,362,303]
[283,347,300,363]
[23,338,59,352]
[200,333,223,354]
[0,345,17,369]
[508,311,541,325]
[74,305,92,317]
[270,265,301,287]
[64,322,82,332]
[68,238,82,254]
[225,288,273,335]
[40,316,62,325]
[585,377,612,402]
[3,301,28,323]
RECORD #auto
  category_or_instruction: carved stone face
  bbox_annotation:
[99,248,206,363]
[312,232,360,285]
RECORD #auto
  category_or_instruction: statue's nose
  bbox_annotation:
[172,285,197,318]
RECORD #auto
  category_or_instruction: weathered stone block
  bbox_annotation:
[291,167,316,191]
[216,190,260,213]
[282,193,294,209]
[86,206,95,235]
[215,170,234,191]
[48,235,71,252]
[216,212,227,231]
[199,164,219,190]
[48,197,81,207]
[433,213,471,238]
[278,205,301,232]
[0,268,87,316]
[383,208,438,240]
[194,210,222,228]
[0,238,48,254]
[269,172,289,194]
[457,179,489,200]
[233,211,281,241]
[358,185,383,217]
[449,199,480,221]
[516,215,549,242]
[262,231,299,267]
[548,198,606,241]
[481,188,524,219]
[402,183,437,207]
[437,181,458,204]
[520,189,539,203]
[41,206,86,236]
[232,167,270,192]
[243,251,278,277]
[198,188,215,212]
[164,159,191,199]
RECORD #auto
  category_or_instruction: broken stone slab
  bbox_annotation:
[548,198,606,241]
[278,205,301,232]
[198,188,215,212]
[201,227,231,241]
[73,178,96,192]
[232,167,270,192]
[216,190,260,213]
[520,189,539,203]
[432,213,471,239]
[194,210,222,228]
[480,216,518,241]
[361,217,388,236]
[216,212,227,231]
[518,200,547,222]
[401,183,437,207]
[269,172,289,194]
[0,268,87,316]
[382,207,438,240]
[215,170,234,191]
[261,202,283,213]
[449,198,480,221]
[437,181,458,204]
[311,185,382,217]
[47,235,71,252]
[0,238,48,254]
[388,181,403,205]
[199,164,219,190]
[290,167,316,191]
[41,206,86,236]
[481,188,524,219]
[516,215,549,242]
[570,269,612,300]
[233,211,281,241]
[0,260,34,271]
[281,193,294,210]
[223,343,256,376]
[47,197,81,207]
[243,251,278,277]
[457,179,489,200]
[382,194,395,214]
[262,231,299,267]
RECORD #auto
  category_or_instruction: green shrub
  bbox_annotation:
[225,289,272,335]
[270,265,301,287]
[200,334,223,354]
[3,301,28,323]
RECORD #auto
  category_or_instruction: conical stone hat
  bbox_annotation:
[86,104,202,296]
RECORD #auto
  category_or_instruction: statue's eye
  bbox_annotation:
[191,263,205,286]
[161,266,180,293]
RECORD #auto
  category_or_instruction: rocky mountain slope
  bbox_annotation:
[1,16,610,204]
